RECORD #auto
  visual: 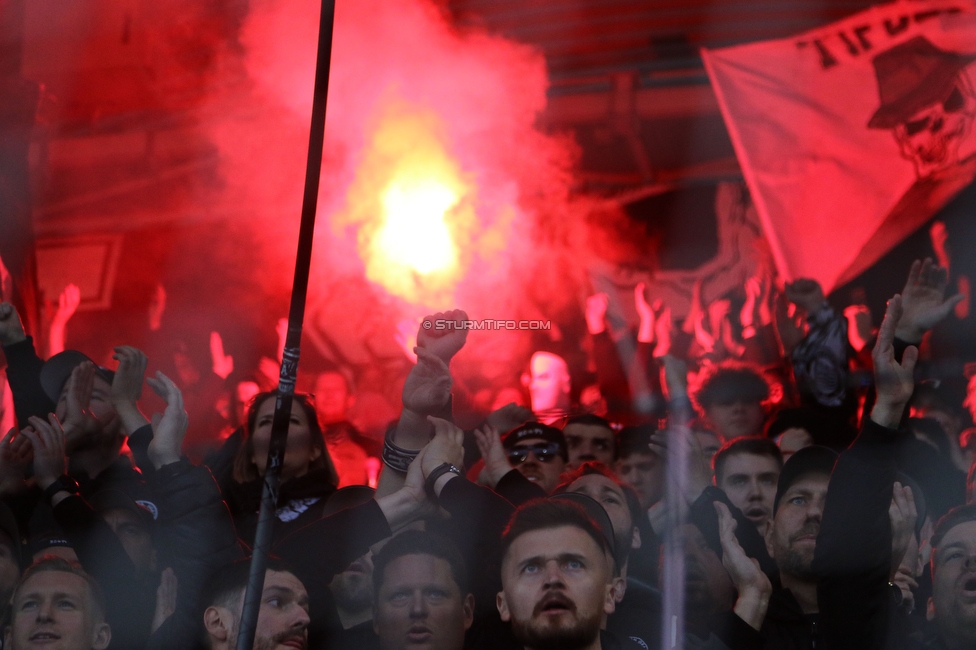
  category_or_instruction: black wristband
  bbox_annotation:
[424,463,460,499]
[43,474,80,504]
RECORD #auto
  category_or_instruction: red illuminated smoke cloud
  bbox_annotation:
[212,0,577,312]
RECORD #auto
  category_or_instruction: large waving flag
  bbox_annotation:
[702,1,976,292]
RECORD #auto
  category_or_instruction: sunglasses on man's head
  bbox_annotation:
[507,442,562,464]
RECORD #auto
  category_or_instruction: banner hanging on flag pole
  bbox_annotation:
[702,1,976,292]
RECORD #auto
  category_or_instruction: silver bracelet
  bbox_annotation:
[382,429,421,473]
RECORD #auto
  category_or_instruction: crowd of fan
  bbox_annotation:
[0,256,974,650]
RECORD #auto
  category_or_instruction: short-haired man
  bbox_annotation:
[496,499,622,650]
[562,415,616,469]
[926,504,976,649]
[692,362,769,440]
[614,424,663,511]
[554,464,661,649]
[4,557,111,650]
[202,558,310,650]
[713,437,783,533]
[502,423,568,494]
[371,531,473,650]
[524,352,572,425]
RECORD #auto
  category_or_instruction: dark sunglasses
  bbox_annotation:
[507,442,562,464]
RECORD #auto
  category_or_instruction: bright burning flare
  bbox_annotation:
[334,100,478,305]
[376,180,458,275]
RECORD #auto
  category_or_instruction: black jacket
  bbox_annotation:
[760,588,820,650]
[1,336,55,426]
[814,419,918,650]
[145,459,243,650]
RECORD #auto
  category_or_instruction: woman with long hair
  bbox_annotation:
[225,390,339,543]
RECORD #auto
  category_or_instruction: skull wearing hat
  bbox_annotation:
[869,36,976,178]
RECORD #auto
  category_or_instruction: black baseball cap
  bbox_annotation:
[25,532,74,561]
[773,445,838,512]
[90,489,156,528]
[503,423,568,462]
[40,350,116,403]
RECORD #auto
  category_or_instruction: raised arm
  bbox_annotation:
[376,309,464,498]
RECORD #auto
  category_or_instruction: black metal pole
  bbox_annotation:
[235,1,336,648]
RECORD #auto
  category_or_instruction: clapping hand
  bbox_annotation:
[715,501,771,631]
[146,371,188,469]
[0,428,33,495]
[61,362,101,452]
[20,415,67,492]
[111,346,151,435]
[889,481,918,582]
[474,424,513,488]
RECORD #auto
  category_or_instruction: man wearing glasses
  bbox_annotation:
[501,423,569,494]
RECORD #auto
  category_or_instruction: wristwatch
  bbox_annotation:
[43,474,80,504]
[424,463,461,499]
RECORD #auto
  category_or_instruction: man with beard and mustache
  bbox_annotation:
[761,444,836,648]
[553,463,662,649]
[496,499,641,650]
[202,558,310,650]
[760,291,937,650]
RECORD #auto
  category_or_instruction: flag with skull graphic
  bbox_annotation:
[702,0,976,292]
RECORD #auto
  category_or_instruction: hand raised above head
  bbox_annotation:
[209,331,235,380]
[54,285,81,323]
[871,295,917,426]
[586,293,610,335]
[401,348,452,415]
[112,345,149,404]
[417,309,469,364]
[474,424,512,487]
[146,371,188,469]
[895,258,963,343]
[61,362,100,451]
